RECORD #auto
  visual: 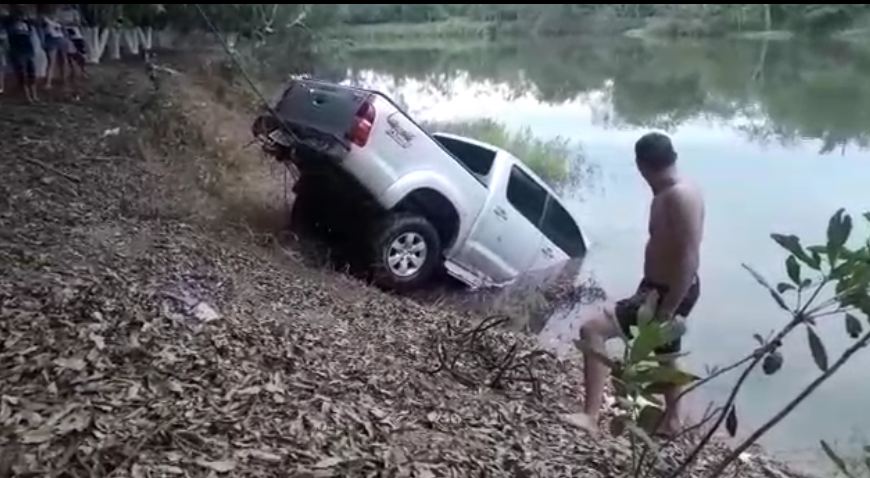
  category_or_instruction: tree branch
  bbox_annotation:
[706,329,870,477]
[20,156,81,184]
[666,317,803,478]
[800,277,829,316]
[665,355,762,478]
[678,352,757,400]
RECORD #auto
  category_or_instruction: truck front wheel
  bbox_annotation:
[370,214,442,291]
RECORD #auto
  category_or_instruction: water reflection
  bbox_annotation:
[325,37,870,154]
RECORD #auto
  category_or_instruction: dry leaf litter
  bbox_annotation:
[0,63,810,478]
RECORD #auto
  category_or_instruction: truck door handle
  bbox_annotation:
[493,206,508,221]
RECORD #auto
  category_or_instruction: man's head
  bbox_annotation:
[635,132,677,183]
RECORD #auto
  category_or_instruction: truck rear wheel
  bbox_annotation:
[370,214,441,291]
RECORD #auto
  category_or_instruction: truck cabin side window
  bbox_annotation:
[542,199,586,257]
[506,166,547,227]
[434,135,496,181]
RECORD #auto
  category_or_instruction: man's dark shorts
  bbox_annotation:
[614,277,700,355]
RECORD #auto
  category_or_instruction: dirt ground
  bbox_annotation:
[0,62,808,477]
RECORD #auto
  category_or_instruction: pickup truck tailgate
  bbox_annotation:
[276,80,370,143]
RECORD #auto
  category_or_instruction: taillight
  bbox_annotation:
[349,98,376,147]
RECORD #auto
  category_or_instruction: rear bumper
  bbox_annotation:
[254,114,398,210]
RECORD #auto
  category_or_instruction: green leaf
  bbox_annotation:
[801,278,812,289]
[772,234,818,269]
[762,351,783,375]
[864,212,870,223]
[744,263,772,288]
[725,406,738,437]
[807,327,829,371]
[846,313,863,339]
[820,440,853,478]
[808,245,827,254]
[786,256,801,285]
[752,334,765,346]
[810,250,822,270]
[768,291,788,311]
[859,296,870,319]
[777,283,795,294]
[641,382,673,396]
[639,390,665,407]
[827,209,853,263]
[831,261,853,280]
[743,264,789,311]
[629,322,667,365]
[633,366,700,387]
[643,351,690,363]
[637,406,664,434]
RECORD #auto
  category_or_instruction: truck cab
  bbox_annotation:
[433,133,586,288]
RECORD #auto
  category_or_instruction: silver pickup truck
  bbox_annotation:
[253,79,586,291]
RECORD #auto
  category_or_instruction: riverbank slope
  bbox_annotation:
[0,61,807,477]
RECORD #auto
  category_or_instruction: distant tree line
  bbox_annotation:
[69,4,870,37]
[327,4,870,36]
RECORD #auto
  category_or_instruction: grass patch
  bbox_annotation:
[336,36,496,52]
[328,19,496,42]
[425,118,588,192]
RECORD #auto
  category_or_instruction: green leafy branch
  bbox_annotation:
[596,209,870,477]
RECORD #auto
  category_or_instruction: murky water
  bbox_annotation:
[303,36,870,464]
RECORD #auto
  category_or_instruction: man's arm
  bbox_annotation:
[656,191,700,319]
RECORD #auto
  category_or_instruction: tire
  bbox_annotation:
[370,214,442,291]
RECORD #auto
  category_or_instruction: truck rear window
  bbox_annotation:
[434,136,496,177]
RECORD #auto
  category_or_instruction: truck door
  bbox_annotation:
[529,195,587,273]
[455,164,546,284]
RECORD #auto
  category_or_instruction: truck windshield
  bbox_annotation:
[434,135,496,179]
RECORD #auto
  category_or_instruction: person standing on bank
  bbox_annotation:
[0,14,8,95]
[40,5,67,91]
[577,132,705,436]
[59,5,87,80]
[1,4,38,102]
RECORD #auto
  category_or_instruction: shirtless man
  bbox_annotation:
[578,132,705,436]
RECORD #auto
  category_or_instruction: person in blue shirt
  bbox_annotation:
[1,4,38,102]
[40,4,67,91]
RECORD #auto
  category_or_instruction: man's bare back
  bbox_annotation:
[645,180,705,316]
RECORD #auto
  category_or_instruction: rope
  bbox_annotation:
[193,4,300,144]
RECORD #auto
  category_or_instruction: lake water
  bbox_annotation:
[309,36,870,466]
